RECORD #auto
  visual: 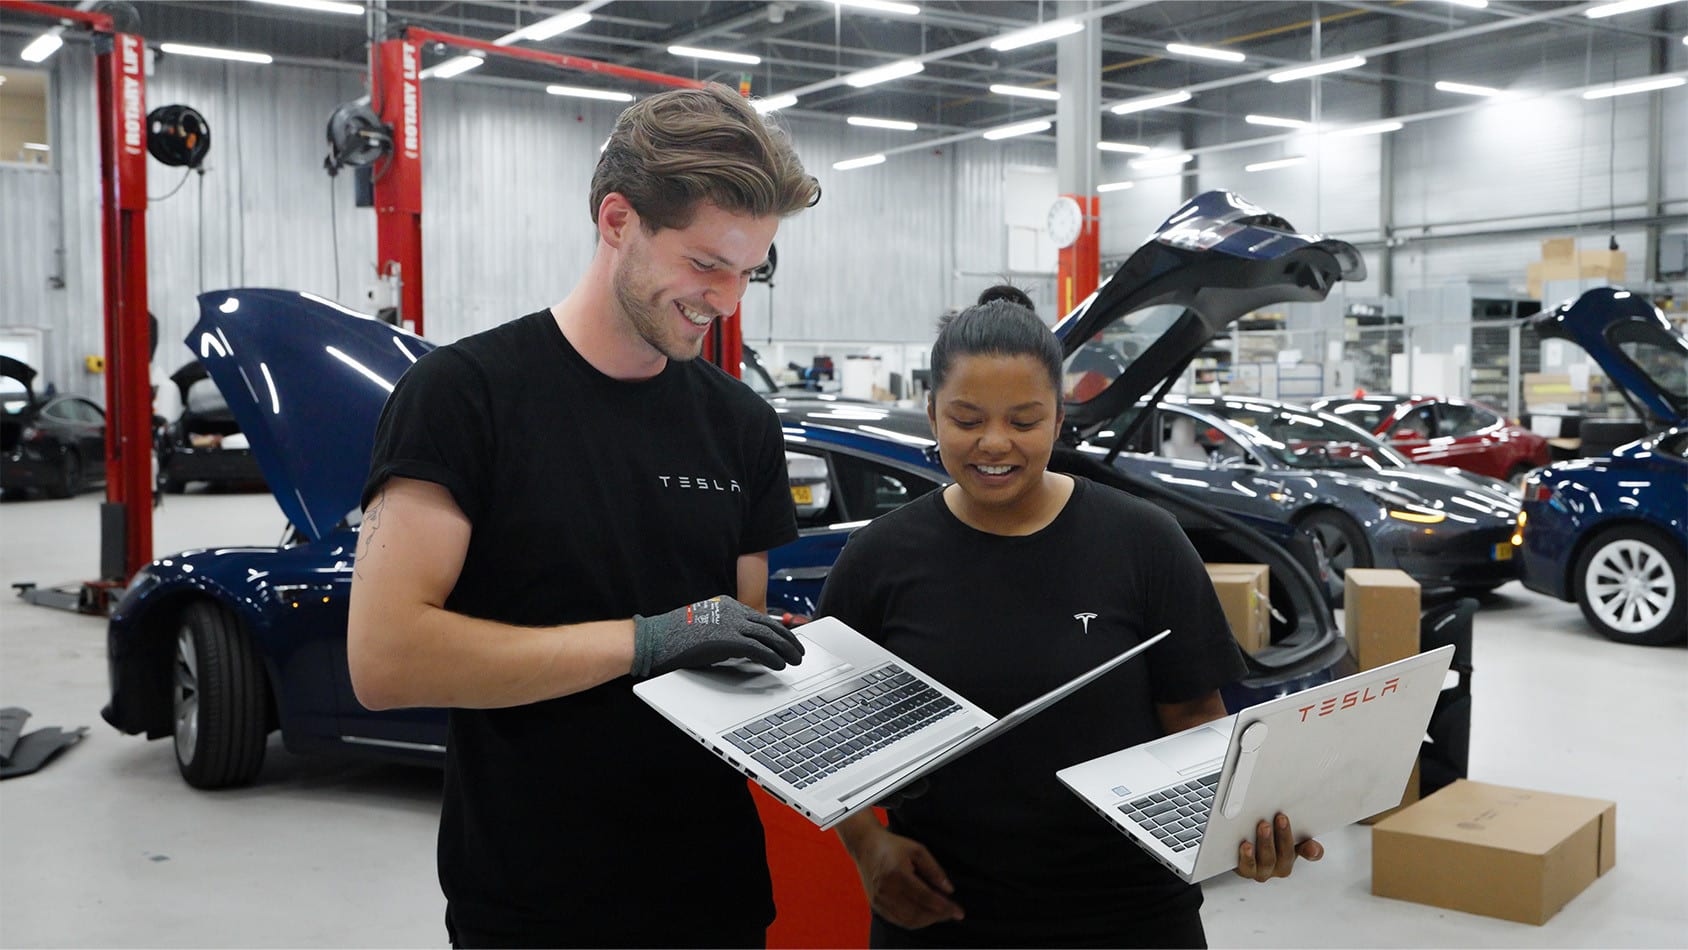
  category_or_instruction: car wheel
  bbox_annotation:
[1299,509,1374,586]
[46,451,81,499]
[1572,526,1685,646]
[173,601,270,788]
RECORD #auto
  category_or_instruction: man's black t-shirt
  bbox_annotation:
[363,310,798,944]
[816,476,1247,947]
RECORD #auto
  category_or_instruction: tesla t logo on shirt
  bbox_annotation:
[657,474,742,492]
[1297,677,1400,721]
[1074,612,1098,634]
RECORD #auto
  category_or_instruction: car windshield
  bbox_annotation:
[1190,399,1411,470]
[1061,303,1185,404]
[1315,399,1400,432]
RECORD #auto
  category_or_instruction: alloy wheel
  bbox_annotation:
[173,625,200,765]
[1583,538,1676,635]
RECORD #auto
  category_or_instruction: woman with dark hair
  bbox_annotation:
[819,286,1321,948]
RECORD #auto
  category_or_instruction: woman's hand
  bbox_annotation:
[838,817,964,929]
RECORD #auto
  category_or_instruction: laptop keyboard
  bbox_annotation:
[723,665,961,790]
[1118,773,1220,852]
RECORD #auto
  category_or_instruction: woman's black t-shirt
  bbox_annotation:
[816,476,1247,946]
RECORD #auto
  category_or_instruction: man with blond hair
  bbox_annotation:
[348,83,820,947]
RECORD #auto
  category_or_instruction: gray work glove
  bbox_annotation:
[631,596,805,678]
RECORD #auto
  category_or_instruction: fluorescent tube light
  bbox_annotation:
[1129,152,1193,170]
[23,142,50,151]
[1269,56,1366,83]
[1097,141,1152,154]
[1246,113,1311,129]
[844,60,924,87]
[1585,0,1676,18]
[834,0,920,14]
[159,42,274,65]
[1165,43,1245,64]
[833,154,887,171]
[253,0,364,14]
[547,84,633,102]
[1329,120,1403,137]
[1097,181,1134,193]
[1435,80,1503,97]
[990,19,1083,52]
[1445,0,1488,8]
[420,55,483,79]
[982,119,1051,140]
[20,33,64,63]
[989,83,1060,101]
[1582,75,1686,98]
[495,11,591,45]
[848,116,918,130]
[1245,156,1306,172]
[1111,90,1192,115]
[753,94,798,113]
[667,45,761,65]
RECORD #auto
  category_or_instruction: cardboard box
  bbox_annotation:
[1343,568,1419,671]
[1204,563,1270,653]
[1372,779,1616,925]
[1526,245,1627,299]
[1540,237,1575,261]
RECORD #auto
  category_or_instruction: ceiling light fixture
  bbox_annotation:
[1434,80,1503,97]
[495,11,591,45]
[254,0,364,14]
[989,83,1060,101]
[1129,152,1194,170]
[1165,43,1245,64]
[847,116,919,130]
[546,84,633,102]
[159,42,274,65]
[833,0,921,15]
[20,33,64,63]
[982,119,1052,140]
[667,45,761,65]
[420,54,483,79]
[1097,141,1152,154]
[1245,156,1307,172]
[753,94,798,113]
[1581,75,1686,98]
[990,19,1083,52]
[1269,56,1366,83]
[833,153,887,171]
[1585,0,1676,18]
[23,142,50,151]
[1245,113,1311,129]
[1111,90,1192,115]
[1444,0,1488,8]
[844,59,924,87]
[1097,181,1134,193]
[1329,120,1404,137]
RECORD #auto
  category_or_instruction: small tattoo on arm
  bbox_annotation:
[354,489,386,581]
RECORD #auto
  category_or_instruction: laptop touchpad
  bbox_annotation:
[706,632,849,690]
[1148,725,1229,775]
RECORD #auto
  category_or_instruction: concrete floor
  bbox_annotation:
[1,490,1684,948]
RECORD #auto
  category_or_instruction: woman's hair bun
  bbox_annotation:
[976,283,1035,312]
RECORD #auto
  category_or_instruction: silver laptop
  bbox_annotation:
[634,617,1169,829]
[1057,645,1454,883]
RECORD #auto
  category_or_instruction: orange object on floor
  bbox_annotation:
[752,782,874,948]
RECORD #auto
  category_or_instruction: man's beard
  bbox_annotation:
[612,252,707,363]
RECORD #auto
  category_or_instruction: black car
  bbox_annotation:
[155,360,266,493]
[1,356,105,499]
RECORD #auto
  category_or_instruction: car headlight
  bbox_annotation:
[1368,485,1447,524]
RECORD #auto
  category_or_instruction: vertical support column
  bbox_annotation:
[1054,1,1100,317]
[97,30,152,580]
[374,38,424,335]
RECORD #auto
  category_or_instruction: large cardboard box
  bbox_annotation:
[1540,237,1575,261]
[1343,568,1420,671]
[1372,780,1616,925]
[1204,563,1270,653]
[1526,242,1627,299]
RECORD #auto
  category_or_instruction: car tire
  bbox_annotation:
[1299,509,1374,590]
[46,451,81,499]
[1572,526,1686,647]
[173,601,270,788]
[160,475,186,494]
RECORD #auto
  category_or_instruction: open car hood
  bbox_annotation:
[1053,191,1364,438]
[1528,287,1687,428]
[188,289,436,541]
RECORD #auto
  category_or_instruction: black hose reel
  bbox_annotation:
[146,104,211,169]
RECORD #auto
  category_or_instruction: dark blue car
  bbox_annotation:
[1517,289,1687,646]
[104,192,1368,788]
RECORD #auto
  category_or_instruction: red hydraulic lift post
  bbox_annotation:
[6,1,153,596]
[1057,193,1101,316]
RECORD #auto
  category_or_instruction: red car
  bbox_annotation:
[1309,393,1549,483]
